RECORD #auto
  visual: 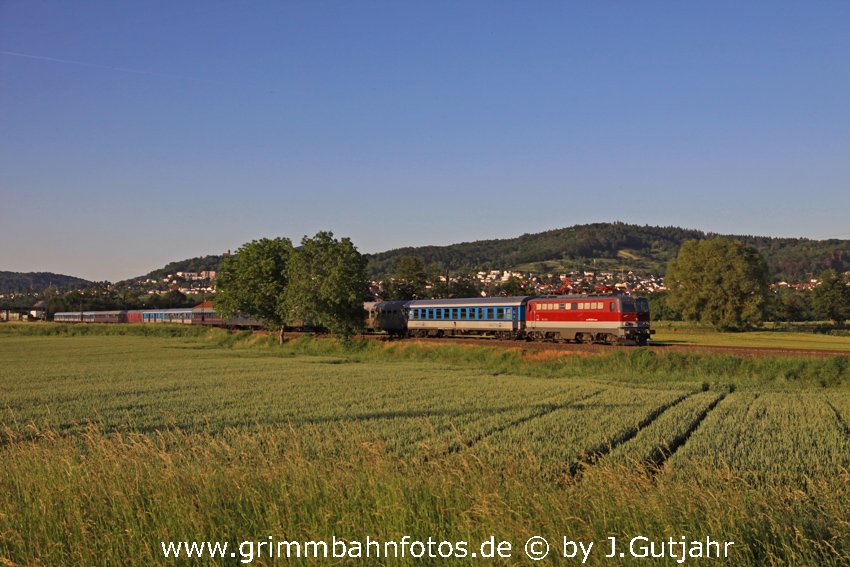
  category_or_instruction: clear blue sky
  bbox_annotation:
[2,1,849,281]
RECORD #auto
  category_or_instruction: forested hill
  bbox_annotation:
[122,223,850,285]
[364,223,850,282]
[0,271,92,293]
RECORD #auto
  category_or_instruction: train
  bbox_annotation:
[55,294,654,346]
[365,294,653,345]
[53,301,264,329]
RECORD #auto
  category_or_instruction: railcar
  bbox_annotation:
[54,311,126,323]
[54,311,84,323]
[191,302,263,328]
[364,300,408,335]
[405,296,529,339]
[525,295,653,345]
[141,308,194,324]
[125,310,144,324]
[83,310,126,323]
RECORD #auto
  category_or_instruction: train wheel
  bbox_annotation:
[576,333,593,344]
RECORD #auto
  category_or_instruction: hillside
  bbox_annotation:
[142,254,225,281]
[122,223,850,285]
[365,223,850,282]
[0,271,93,293]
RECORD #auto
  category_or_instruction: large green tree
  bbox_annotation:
[665,238,769,331]
[385,256,428,300]
[284,231,368,338]
[214,237,294,343]
[812,269,850,325]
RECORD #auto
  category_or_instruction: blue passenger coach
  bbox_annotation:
[405,296,530,339]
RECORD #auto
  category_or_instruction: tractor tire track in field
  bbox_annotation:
[825,399,850,438]
[566,390,698,477]
[443,389,605,456]
[643,392,728,475]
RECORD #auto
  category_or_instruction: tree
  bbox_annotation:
[447,276,480,298]
[284,231,368,338]
[497,276,532,297]
[767,287,812,323]
[385,256,427,300]
[665,238,769,331]
[214,237,294,343]
[812,269,850,325]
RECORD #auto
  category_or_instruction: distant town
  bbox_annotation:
[0,264,829,323]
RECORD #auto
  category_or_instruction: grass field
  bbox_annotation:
[652,323,850,351]
[1,326,849,565]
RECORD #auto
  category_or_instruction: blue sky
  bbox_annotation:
[2,1,849,281]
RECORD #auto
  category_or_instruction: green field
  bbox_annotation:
[652,323,850,351]
[1,326,849,565]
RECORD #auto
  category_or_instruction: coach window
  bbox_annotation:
[609,302,615,312]
[496,308,504,319]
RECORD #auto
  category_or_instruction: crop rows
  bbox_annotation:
[604,390,725,470]
[668,392,850,483]
[461,387,696,480]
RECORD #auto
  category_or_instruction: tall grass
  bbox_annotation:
[1,423,847,566]
[2,330,849,565]
[274,335,850,389]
